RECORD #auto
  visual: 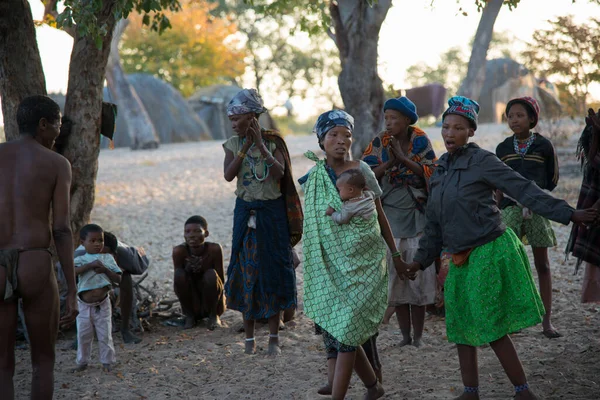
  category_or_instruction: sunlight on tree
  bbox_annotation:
[522,16,600,116]
[121,0,246,97]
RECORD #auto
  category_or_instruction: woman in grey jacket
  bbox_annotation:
[398,96,597,400]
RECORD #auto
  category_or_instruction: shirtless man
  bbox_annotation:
[173,216,225,330]
[0,95,78,399]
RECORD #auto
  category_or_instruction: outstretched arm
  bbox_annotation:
[52,157,78,326]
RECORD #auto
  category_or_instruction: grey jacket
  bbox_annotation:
[414,144,574,268]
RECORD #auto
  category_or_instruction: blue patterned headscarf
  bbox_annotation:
[227,88,268,116]
[442,96,480,130]
[313,110,354,142]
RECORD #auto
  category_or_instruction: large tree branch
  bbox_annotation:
[42,0,76,37]
[329,2,348,60]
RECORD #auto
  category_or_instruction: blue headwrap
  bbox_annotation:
[313,110,354,143]
[442,96,480,129]
[227,88,268,116]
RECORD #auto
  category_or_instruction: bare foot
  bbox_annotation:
[121,329,142,344]
[364,382,384,400]
[71,364,87,373]
[207,315,221,331]
[102,364,112,373]
[413,337,424,348]
[398,336,412,347]
[317,384,332,395]
[453,392,480,400]
[515,389,539,400]
[267,336,281,356]
[183,316,195,330]
[245,340,256,355]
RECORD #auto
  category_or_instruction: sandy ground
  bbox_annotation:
[13,126,600,399]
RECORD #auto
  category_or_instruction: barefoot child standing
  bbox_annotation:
[399,96,597,399]
[496,96,562,338]
[74,224,122,373]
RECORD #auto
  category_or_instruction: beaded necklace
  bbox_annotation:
[241,138,271,181]
[513,132,535,158]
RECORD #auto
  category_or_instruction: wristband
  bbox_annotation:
[237,151,246,159]
[391,251,402,258]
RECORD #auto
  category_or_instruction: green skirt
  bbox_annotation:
[445,229,544,346]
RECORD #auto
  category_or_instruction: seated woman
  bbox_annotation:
[173,216,225,330]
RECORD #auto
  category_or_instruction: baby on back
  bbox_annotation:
[326,168,376,224]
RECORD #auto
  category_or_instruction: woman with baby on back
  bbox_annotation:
[398,96,597,399]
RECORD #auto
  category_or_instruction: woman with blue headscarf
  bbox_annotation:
[300,110,403,400]
[398,96,597,399]
[223,89,303,356]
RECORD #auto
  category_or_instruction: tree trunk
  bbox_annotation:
[330,0,391,158]
[0,0,47,141]
[457,0,503,101]
[105,19,160,150]
[61,0,118,244]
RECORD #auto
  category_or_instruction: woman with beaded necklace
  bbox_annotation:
[223,89,302,356]
[495,97,562,339]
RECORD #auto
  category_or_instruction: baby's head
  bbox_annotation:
[336,169,366,201]
[80,224,105,255]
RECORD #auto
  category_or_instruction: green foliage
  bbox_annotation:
[55,0,181,45]
[213,1,339,102]
[522,16,600,116]
[120,1,245,97]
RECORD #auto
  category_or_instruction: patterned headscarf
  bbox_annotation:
[313,110,354,143]
[442,96,480,130]
[226,88,268,116]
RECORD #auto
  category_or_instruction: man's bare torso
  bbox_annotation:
[0,139,64,250]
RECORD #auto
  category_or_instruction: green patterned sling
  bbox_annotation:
[302,151,388,346]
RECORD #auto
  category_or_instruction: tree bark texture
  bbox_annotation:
[61,0,118,244]
[0,0,47,141]
[105,19,160,150]
[457,0,503,101]
[330,0,391,158]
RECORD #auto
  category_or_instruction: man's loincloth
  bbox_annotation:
[1,248,52,301]
[1,249,20,301]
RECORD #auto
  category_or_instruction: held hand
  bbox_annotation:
[326,206,335,216]
[137,247,146,258]
[60,291,79,329]
[571,208,598,226]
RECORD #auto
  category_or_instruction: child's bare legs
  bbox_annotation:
[411,305,426,347]
[243,318,256,354]
[267,312,281,356]
[532,247,560,337]
[455,344,480,399]
[490,335,538,399]
[395,305,412,346]
[382,306,395,324]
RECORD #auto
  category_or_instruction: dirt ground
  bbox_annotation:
[13,128,600,399]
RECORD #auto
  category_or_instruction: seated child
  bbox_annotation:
[172,216,225,330]
[73,224,122,373]
[326,168,376,224]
